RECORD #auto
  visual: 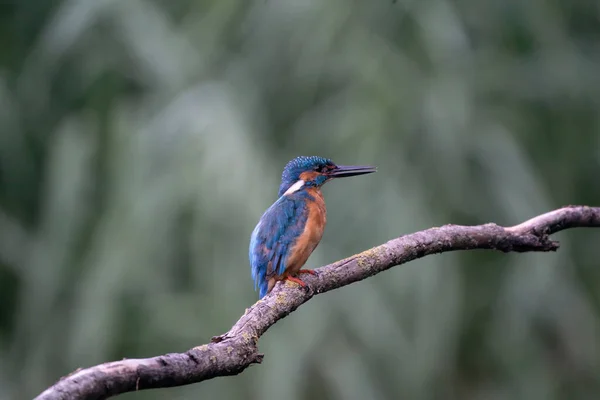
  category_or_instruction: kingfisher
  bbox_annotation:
[249,156,377,298]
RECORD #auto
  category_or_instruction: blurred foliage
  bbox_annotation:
[1,0,600,399]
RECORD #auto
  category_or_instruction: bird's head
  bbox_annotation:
[278,156,377,197]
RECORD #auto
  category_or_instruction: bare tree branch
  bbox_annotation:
[35,205,600,400]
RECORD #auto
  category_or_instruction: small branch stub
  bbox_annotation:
[35,206,600,400]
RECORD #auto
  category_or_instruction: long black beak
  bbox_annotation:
[328,164,377,178]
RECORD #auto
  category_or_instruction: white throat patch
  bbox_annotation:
[284,180,305,195]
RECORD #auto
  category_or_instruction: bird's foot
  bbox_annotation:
[285,276,308,288]
[298,269,316,276]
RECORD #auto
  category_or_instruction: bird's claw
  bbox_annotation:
[283,275,314,295]
[285,276,308,288]
[298,269,317,276]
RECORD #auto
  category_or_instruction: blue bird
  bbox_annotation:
[249,156,377,298]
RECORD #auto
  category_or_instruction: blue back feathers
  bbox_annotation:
[249,194,309,298]
[278,156,333,196]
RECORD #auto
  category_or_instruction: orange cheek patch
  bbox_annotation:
[299,171,320,181]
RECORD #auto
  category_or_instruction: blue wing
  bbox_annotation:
[249,195,308,298]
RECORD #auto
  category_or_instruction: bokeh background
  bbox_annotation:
[1,0,600,399]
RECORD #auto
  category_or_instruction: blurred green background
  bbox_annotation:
[1,0,600,399]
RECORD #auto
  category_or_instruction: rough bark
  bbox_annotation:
[35,205,600,400]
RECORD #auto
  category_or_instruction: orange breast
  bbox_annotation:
[286,188,327,274]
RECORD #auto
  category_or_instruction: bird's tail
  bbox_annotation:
[259,281,269,299]
[250,261,270,299]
